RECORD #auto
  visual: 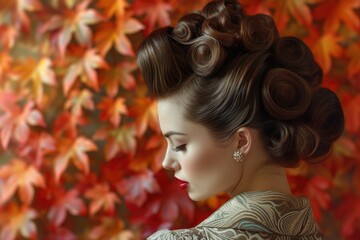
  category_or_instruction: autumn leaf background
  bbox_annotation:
[0,0,359,239]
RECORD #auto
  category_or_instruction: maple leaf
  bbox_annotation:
[129,97,158,137]
[305,30,344,74]
[0,93,46,149]
[314,0,360,33]
[131,0,172,35]
[100,61,137,97]
[0,159,45,205]
[343,95,360,134]
[269,0,320,32]
[241,0,271,15]
[347,42,360,78]
[94,124,137,159]
[336,194,360,239]
[64,89,95,117]
[0,203,37,240]
[304,176,332,221]
[12,57,57,104]
[85,183,120,215]
[0,0,43,32]
[48,189,86,226]
[53,136,97,182]
[98,97,128,127]
[52,112,88,139]
[0,52,12,83]
[96,0,129,18]
[117,170,160,207]
[94,15,144,57]
[128,170,194,232]
[0,24,18,50]
[40,0,102,56]
[17,132,56,167]
[63,48,108,95]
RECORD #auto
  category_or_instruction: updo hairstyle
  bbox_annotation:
[137,0,344,167]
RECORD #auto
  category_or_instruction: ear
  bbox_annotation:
[235,127,252,155]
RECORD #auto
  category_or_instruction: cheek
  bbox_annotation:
[182,148,220,176]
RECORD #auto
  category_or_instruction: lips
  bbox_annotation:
[175,178,189,190]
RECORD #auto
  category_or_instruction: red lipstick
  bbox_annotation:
[176,178,189,190]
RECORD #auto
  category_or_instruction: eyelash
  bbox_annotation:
[172,144,186,152]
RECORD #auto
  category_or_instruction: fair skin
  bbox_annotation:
[157,96,291,201]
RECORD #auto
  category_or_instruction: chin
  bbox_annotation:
[188,192,211,202]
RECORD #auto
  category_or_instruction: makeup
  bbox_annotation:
[176,178,189,190]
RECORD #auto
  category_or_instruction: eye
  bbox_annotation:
[172,144,187,152]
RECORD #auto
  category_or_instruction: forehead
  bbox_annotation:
[157,97,187,132]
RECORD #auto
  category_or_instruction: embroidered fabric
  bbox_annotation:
[147,191,327,240]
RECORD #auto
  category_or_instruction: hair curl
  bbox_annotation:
[137,0,344,167]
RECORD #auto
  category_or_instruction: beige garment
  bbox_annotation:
[147,191,327,240]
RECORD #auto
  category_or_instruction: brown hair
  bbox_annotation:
[137,0,344,167]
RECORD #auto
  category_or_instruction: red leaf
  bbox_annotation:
[117,170,160,207]
[129,97,158,137]
[131,0,172,35]
[97,96,128,127]
[48,189,86,226]
[343,95,360,134]
[314,0,360,33]
[336,194,360,239]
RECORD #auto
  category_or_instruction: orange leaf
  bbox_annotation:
[131,0,172,35]
[40,0,102,56]
[305,31,344,74]
[314,0,360,33]
[0,159,45,205]
[94,15,144,56]
[64,89,95,117]
[94,124,137,159]
[48,189,86,226]
[96,0,129,18]
[12,57,56,104]
[0,94,45,148]
[0,0,43,31]
[129,97,158,137]
[85,183,120,215]
[0,203,37,240]
[347,42,360,78]
[97,97,128,127]
[63,48,108,94]
[0,52,12,83]
[100,61,137,97]
[269,0,320,32]
[0,24,18,50]
[54,137,97,182]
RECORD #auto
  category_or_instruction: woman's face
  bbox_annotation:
[157,97,242,201]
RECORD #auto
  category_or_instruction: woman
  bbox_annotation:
[137,0,344,239]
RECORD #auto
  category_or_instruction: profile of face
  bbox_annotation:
[157,97,243,201]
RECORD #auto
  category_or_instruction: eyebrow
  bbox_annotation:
[163,131,187,138]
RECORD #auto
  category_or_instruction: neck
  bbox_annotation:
[228,161,291,197]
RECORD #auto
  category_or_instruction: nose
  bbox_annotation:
[162,148,180,171]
